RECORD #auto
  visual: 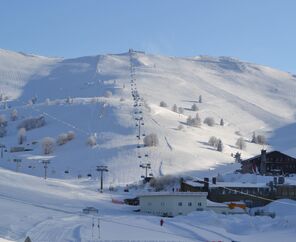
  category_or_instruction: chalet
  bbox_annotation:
[241,150,296,175]
[181,177,296,207]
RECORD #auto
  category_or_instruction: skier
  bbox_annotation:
[160,219,164,226]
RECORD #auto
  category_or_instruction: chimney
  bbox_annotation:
[212,177,217,185]
[260,149,267,174]
[204,178,209,191]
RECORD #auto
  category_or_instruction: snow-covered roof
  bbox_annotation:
[139,192,208,197]
[185,180,268,188]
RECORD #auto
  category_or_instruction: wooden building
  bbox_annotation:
[241,150,296,175]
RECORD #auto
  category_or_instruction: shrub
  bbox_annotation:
[0,115,7,127]
[18,128,26,145]
[208,136,218,147]
[144,133,159,147]
[10,109,18,121]
[18,116,46,130]
[187,115,201,127]
[42,137,55,154]
[57,133,68,146]
[104,91,112,98]
[87,135,96,147]
[159,101,168,107]
[236,137,246,150]
[204,117,215,126]
[191,103,198,111]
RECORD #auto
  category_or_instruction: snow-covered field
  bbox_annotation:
[0,167,296,242]
[1,48,296,241]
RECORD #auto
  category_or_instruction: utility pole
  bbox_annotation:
[140,163,152,182]
[96,165,109,193]
[0,144,5,158]
[42,160,50,179]
[13,158,22,172]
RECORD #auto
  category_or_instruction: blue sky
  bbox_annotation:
[1,0,295,73]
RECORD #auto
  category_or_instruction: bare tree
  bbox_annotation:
[18,128,26,145]
[42,137,55,154]
[236,137,246,150]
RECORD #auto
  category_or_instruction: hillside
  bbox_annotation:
[1,49,296,184]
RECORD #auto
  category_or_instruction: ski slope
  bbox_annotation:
[1,49,296,184]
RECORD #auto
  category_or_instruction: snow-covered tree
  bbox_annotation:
[0,115,7,127]
[57,133,68,146]
[104,91,112,98]
[191,103,198,111]
[0,127,6,137]
[217,139,224,152]
[204,117,215,126]
[186,116,193,126]
[144,133,159,147]
[159,101,168,107]
[87,135,96,147]
[18,116,46,130]
[208,136,218,147]
[236,137,246,150]
[251,132,257,143]
[18,128,26,145]
[172,104,178,112]
[257,135,266,145]
[178,107,184,114]
[67,131,75,141]
[10,109,18,121]
[42,137,55,154]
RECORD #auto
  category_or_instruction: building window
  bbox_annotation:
[198,202,202,206]
[188,202,192,206]
[178,202,182,206]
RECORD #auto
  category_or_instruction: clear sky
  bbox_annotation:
[1,0,295,73]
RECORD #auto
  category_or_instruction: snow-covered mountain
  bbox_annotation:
[1,48,296,184]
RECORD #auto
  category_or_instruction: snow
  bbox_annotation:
[1,49,296,241]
